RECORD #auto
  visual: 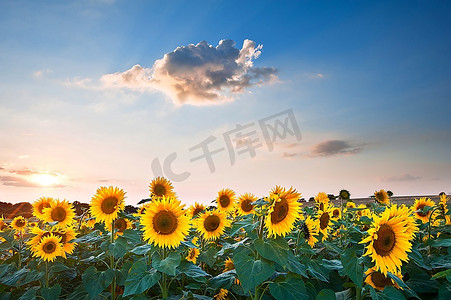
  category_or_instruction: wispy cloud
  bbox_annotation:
[9,169,60,176]
[379,174,421,182]
[306,73,325,79]
[311,140,362,157]
[73,39,277,105]
[0,175,66,188]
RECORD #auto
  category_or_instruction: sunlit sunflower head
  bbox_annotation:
[141,196,190,249]
[110,217,132,236]
[224,257,235,271]
[187,202,207,219]
[314,192,330,211]
[214,289,228,300]
[339,189,350,200]
[237,193,257,216]
[265,187,302,237]
[374,190,390,205]
[356,204,370,218]
[346,201,356,209]
[439,194,450,225]
[216,189,236,213]
[302,216,319,247]
[270,185,285,197]
[317,204,333,241]
[360,205,415,275]
[365,266,402,291]
[412,197,436,223]
[90,186,126,225]
[0,216,8,231]
[32,197,55,220]
[195,210,231,241]
[185,248,200,264]
[42,199,76,228]
[331,207,342,220]
[149,177,176,199]
[11,216,27,232]
[33,233,64,262]
[28,226,77,258]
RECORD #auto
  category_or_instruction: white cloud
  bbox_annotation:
[98,39,278,105]
[379,174,421,182]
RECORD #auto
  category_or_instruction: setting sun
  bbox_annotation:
[30,173,60,187]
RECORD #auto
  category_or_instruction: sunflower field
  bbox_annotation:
[1,178,450,300]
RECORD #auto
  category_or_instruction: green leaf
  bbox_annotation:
[152,251,181,276]
[109,236,128,258]
[82,266,115,299]
[41,284,61,300]
[177,261,209,282]
[123,261,160,297]
[254,236,289,267]
[130,244,154,255]
[18,287,38,300]
[269,274,308,300]
[316,289,337,300]
[341,248,363,287]
[307,261,329,282]
[121,229,142,244]
[198,247,217,267]
[233,247,275,293]
[286,251,308,278]
[431,238,451,248]
[432,269,451,281]
[209,270,236,289]
[321,259,343,271]
[382,286,406,300]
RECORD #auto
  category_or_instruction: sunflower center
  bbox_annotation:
[101,197,118,214]
[319,203,324,211]
[188,250,196,259]
[154,184,166,197]
[241,200,254,212]
[51,207,67,222]
[53,232,67,243]
[204,215,220,232]
[271,198,289,224]
[333,209,340,217]
[219,195,230,208]
[371,271,393,288]
[319,212,330,229]
[43,241,57,254]
[16,219,26,227]
[153,211,178,235]
[38,202,50,214]
[374,224,396,256]
[193,207,204,217]
[416,204,427,217]
[115,218,127,232]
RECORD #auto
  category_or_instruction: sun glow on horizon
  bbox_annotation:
[30,173,61,187]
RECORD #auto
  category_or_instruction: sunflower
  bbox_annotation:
[0,216,7,231]
[356,204,370,219]
[388,205,418,238]
[195,210,231,241]
[346,201,356,209]
[314,192,330,211]
[374,190,390,205]
[191,237,199,246]
[141,197,190,249]
[412,197,436,223]
[439,194,450,225]
[265,186,302,237]
[236,193,257,216]
[302,216,319,247]
[90,186,126,225]
[111,218,132,235]
[42,199,76,228]
[360,205,417,275]
[214,289,228,300]
[32,197,54,220]
[28,226,77,258]
[149,177,176,199]
[11,216,27,232]
[331,206,342,220]
[187,202,207,219]
[339,189,350,200]
[317,204,333,241]
[185,248,200,264]
[364,266,402,291]
[32,233,64,262]
[216,189,236,213]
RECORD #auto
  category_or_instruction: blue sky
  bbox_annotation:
[1,0,450,205]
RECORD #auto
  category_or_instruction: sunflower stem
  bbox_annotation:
[162,247,168,298]
[110,220,116,300]
[356,287,362,300]
[45,261,49,288]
